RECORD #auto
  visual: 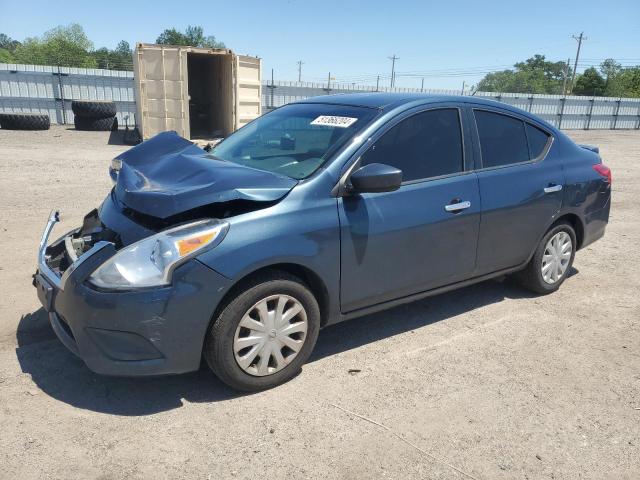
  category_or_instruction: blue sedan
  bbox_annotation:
[34,93,611,391]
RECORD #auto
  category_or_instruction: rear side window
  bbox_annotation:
[525,123,550,158]
[361,108,463,182]
[474,110,529,168]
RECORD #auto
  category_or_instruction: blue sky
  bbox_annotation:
[1,0,638,89]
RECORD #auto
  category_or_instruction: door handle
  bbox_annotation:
[445,200,471,212]
[544,184,563,193]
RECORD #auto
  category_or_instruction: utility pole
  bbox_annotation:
[569,32,587,94]
[420,78,424,92]
[375,75,380,92]
[268,68,276,109]
[388,54,399,88]
[323,72,332,93]
[562,57,571,95]
[461,80,465,95]
[296,60,304,82]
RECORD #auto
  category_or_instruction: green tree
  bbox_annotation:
[91,40,132,70]
[477,70,518,92]
[515,54,567,83]
[12,24,97,67]
[12,37,47,64]
[0,33,20,52]
[42,23,93,51]
[573,67,606,96]
[115,40,132,58]
[477,55,570,94]
[600,59,622,84]
[156,25,225,48]
[616,67,640,97]
[0,48,14,63]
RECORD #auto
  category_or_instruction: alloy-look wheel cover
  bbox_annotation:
[233,294,308,376]
[541,231,572,284]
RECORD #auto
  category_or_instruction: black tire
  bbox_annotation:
[71,100,117,118]
[515,221,576,294]
[204,271,321,392]
[74,115,118,131]
[0,113,50,130]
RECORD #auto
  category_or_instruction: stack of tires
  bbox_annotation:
[72,100,118,131]
[0,113,50,130]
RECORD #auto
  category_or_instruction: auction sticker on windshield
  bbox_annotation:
[310,116,358,128]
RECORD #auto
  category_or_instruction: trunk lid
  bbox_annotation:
[113,131,297,219]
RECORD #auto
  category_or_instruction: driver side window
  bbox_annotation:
[361,108,464,182]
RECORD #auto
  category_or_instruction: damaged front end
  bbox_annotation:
[33,130,296,374]
[33,208,233,375]
[39,130,296,288]
[110,130,297,221]
[35,210,118,291]
[42,209,121,280]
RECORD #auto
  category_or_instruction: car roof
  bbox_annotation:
[294,93,457,109]
[293,93,556,130]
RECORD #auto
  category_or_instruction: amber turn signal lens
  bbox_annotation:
[176,232,216,257]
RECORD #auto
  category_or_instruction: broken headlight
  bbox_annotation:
[88,219,228,290]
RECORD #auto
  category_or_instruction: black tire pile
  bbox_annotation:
[0,113,50,130]
[72,100,118,131]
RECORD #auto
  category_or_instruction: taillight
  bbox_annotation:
[593,163,612,185]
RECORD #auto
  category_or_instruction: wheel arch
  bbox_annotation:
[553,212,585,250]
[521,211,586,268]
[208,262,332,336]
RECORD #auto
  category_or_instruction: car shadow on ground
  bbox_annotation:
[15,271,576,416]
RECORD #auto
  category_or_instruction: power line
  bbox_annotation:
[294,55,639,87]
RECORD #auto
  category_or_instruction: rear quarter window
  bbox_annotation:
[525,123,551,159]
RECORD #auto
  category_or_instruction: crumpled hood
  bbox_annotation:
[114,131,297,219]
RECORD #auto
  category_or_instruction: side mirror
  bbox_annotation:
[348,163,402,194]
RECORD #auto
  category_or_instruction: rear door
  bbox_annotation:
[338,106,480,312]
[471,108,563,274]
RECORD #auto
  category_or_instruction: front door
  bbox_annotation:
[338,107,480,313]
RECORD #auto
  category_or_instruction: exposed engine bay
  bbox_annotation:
[42,209,120,277]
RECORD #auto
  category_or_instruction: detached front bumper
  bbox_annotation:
[34,210,232,376]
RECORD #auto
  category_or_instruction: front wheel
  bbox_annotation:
[515,222,576,294]
[204,272,320,391]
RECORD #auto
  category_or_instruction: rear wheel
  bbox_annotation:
[204,272,320,391]
[516,222,576,294]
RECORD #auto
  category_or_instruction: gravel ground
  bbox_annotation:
[0,126,638,480]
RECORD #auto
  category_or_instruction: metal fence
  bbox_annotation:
[2,63,640,130]
[263,80,640,130]
[0,63,136,126]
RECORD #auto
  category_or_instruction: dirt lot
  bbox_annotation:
[0,126,638,479]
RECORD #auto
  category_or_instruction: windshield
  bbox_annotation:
[211,103,379,179]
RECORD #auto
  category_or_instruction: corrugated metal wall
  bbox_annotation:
[262,81,640,130]
[2,63,640,130]
[0,63,136,126]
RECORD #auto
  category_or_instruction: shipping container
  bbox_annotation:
[132,43,261,140]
